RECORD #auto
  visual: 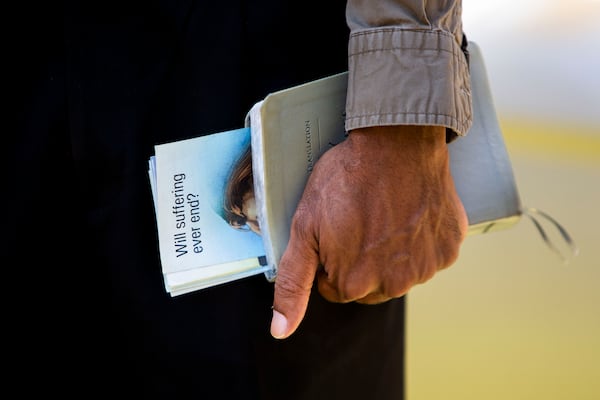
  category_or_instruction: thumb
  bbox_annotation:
[270,231,319,339]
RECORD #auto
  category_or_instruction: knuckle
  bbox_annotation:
[438,237,463,270]
[339,279,369,302]
[444,244,461,267]
[317,266,366,303]
[337,266,377,302]
[382,274,413,299]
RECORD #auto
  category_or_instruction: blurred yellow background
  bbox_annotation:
[406,1,600,399]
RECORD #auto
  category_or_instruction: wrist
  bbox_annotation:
[346,125,448,167]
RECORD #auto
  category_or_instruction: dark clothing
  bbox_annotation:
[13,2,405,398]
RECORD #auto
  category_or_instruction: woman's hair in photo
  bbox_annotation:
[223,144,253,230]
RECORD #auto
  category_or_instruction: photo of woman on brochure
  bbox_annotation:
[223,144,261,235]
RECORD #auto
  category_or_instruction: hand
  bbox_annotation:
[270,125,468,339]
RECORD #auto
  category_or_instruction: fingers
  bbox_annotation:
[270,230,320,339]
[316,266,379,304]
[355,293,392,305]
[316,255,418,305]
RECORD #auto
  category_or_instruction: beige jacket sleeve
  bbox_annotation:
[345,0,472,137]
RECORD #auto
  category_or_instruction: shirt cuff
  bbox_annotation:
[345,28,472,137]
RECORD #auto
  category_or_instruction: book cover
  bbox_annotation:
[149,127,270,296]
[245,71,350,282]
